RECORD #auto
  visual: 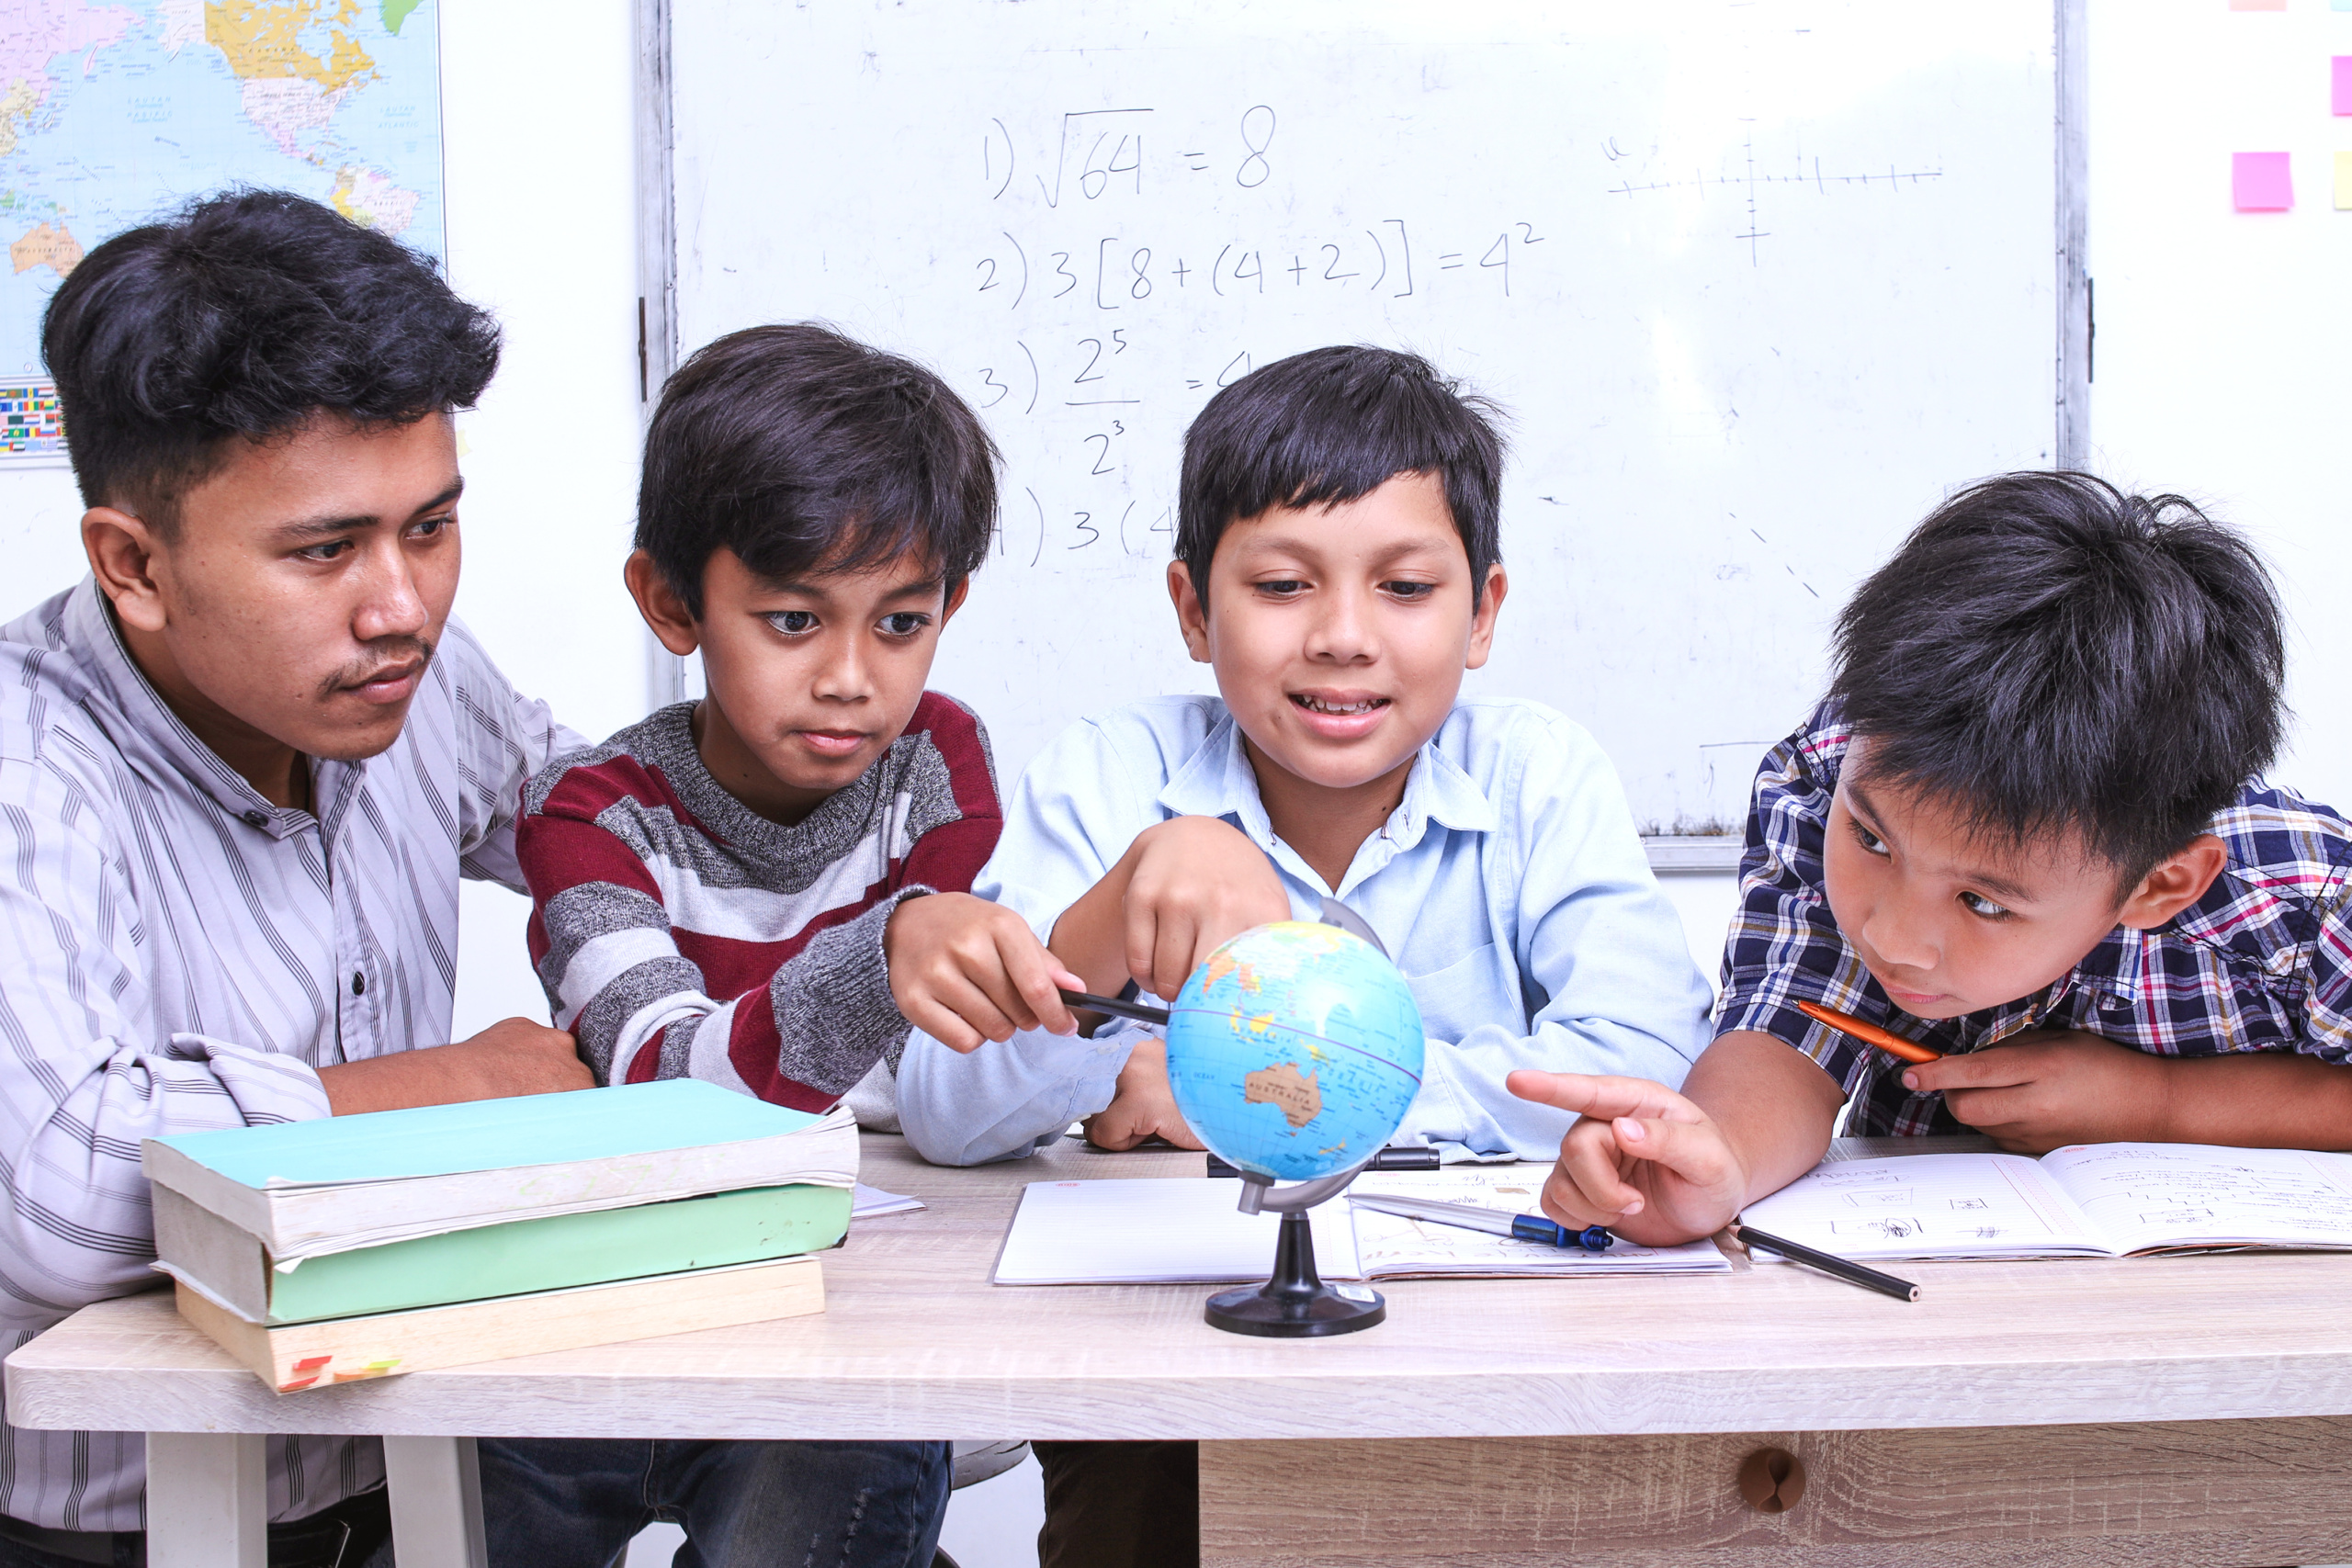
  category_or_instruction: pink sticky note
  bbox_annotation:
[2234,152,2294,209]
[2335,56,2352,114]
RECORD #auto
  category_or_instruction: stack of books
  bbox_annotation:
[142,1080,856,1393]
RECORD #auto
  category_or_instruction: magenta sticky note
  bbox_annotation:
[2234,152,2294,209]
[2335,56,2352,115]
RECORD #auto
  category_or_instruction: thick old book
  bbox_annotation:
[154,1180,852,1325]
[141,1081,857,1261]
[176,1254,825,1393]
[1737,1143,2352,1262]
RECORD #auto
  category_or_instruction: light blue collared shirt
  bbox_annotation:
[897,694,1713,1166]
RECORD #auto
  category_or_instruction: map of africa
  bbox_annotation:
[1,0,444,460]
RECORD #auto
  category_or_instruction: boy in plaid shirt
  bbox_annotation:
[1512,472,2352,1245]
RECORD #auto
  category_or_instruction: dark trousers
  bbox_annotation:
[0,1486,392,1568]
[1033,1440,1198,1568]
[479,1436,951,1568]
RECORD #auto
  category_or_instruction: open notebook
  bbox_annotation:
[993,1167,1727,1283]
[1739,1143,2352,1262]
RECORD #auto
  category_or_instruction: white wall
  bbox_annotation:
[436,1,648,1032]
[2086,0,2352,809]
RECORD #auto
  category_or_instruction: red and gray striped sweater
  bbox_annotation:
[515,694,1001,1111]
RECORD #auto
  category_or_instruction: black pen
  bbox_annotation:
[1733,1223,1921,1303]
[1059,988,1170,1027]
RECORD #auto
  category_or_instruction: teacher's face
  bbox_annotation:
[88,412,465,766]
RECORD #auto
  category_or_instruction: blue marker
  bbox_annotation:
[1347,1192,1612,1252]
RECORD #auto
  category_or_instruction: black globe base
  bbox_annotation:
[1204,1210,1387,1337]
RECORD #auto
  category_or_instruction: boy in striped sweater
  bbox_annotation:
[510,323,1082,1566]
[518,322,1082,1125]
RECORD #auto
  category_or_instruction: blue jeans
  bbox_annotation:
[478,1438,950,1568]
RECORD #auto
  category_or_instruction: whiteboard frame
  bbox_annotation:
[632,4,2094,861]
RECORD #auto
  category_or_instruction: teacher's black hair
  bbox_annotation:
[636,323,1001,617]
[1831,470,2287,887]
[1177,345,1507,605]
[41,188,500,531]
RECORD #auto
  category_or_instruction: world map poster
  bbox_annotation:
[1,0,446,463]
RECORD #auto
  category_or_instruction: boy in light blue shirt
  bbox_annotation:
[888,344,1711,1568]
[896,347,1711,1168]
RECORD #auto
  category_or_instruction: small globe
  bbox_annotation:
[1164,921,1426,1182]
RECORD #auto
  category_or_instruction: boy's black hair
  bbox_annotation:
[41,188,500,527]
[1177,345,1506,600]
[636,324,1000,616]
[1831,471,2287,886]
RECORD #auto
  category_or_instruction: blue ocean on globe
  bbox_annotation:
[1164,921,1426,1182]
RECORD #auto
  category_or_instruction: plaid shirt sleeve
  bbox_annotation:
[1713,705,1938,1093]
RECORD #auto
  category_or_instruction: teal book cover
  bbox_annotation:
[154,1080,825,1190]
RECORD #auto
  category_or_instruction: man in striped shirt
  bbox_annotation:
[1,194,598,1565]
[1516,473,2352,1247]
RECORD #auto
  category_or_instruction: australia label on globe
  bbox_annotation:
[1166,921,1427,1183]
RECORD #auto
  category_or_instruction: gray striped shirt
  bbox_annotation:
[0,579,581,1531]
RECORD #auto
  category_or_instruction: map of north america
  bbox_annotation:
[1,0,443,449]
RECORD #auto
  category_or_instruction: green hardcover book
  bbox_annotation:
[155,1181,851,1325]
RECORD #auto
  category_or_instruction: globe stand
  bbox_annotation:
[1204,1165,1385,1337]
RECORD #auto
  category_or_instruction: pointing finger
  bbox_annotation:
[1507,1069,1705,1125]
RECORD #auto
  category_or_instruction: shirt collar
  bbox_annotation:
[61,578,333,839]
[1153,708,1500,854]
[2058,924,2147,1009]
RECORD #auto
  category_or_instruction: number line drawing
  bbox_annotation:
[1607,142,1943,265]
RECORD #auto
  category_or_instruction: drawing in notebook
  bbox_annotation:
[991,1168,1727,1285]
[1739,1143,2352,1263]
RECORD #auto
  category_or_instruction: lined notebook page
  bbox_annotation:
[993,1179,1362,1284]
[2041,1144,2352,1254]
[1738,1153,2110,1260]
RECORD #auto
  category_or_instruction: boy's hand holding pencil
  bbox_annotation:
[886,893,1085,1052]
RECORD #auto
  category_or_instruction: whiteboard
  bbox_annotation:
[664,0,2066,832]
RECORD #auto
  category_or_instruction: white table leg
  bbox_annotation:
[384,1434,488,1568]
[146,1432,266,1568]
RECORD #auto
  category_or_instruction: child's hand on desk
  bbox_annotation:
[1084,1036,1206,1151]
[885,892,1085,1052]
[1506,1071,1748,1247]
[1900,1032,2167,1154]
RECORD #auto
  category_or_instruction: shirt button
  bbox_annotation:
[351,972,367,997]
[242,810,267,829]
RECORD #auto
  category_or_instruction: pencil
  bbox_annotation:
[1795,998,1942,1065]
[1733,1224,1921,1303]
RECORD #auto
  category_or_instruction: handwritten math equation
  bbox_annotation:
[963,104,1545,565]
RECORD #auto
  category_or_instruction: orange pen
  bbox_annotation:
[1795,999,1943,1065]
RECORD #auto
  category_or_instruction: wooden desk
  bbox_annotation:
[12,1134,2352,1566]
